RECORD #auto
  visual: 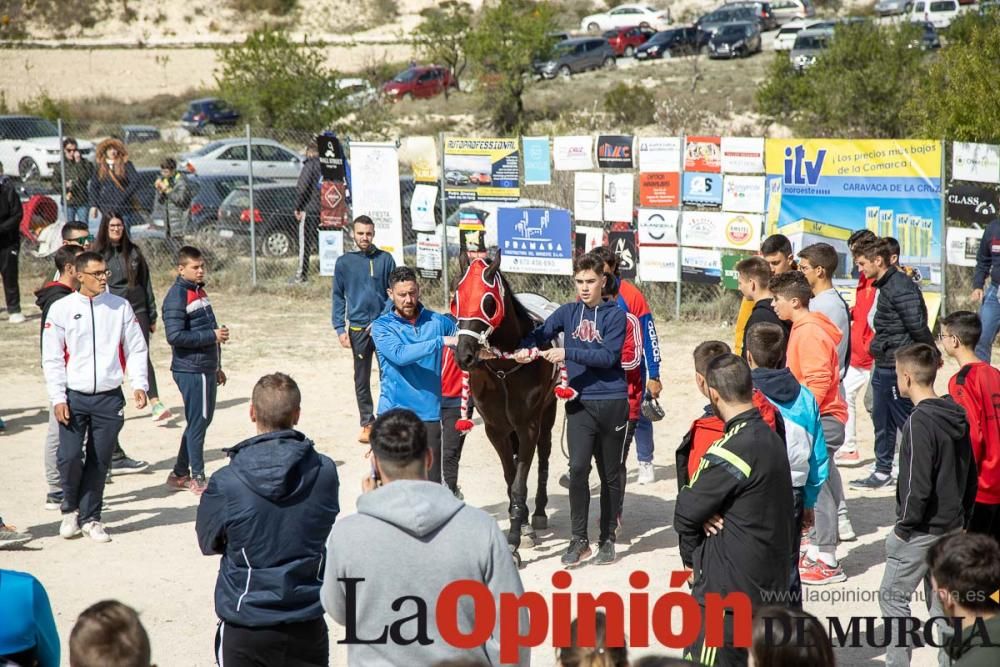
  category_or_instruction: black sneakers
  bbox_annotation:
[561,538,592,566]
[594,541,616,565]
[111,456,149,475]
[850,472,894,489]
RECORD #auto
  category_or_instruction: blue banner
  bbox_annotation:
[523,137,551,185]
[498,207,573,275]
[682,172,723,207]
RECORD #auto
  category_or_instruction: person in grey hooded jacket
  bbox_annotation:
[321,408,529,667]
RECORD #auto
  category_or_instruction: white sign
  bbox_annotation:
[576,226,604,254]
[680,211,762,251]
[946,226,983,267]
[953,142,1000,184]
[721,137,765,174]
[410,183,438,233]
[603,173,634,222]
[318,229,344,276]
[416,230,442,277]
[638,245,679,283]
[723,175,767,213]
[553,135,594,171]
[574,172,604,222]
[637,137,682,173]
[637,209,679,246]
[350,142,404,265]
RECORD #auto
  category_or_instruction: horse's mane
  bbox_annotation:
[498,270,533,327]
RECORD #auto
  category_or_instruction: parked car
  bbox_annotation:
[532,37,617,78]
[772,18,830,50]
[708,21,763,58]
[696,6,759,35]
[0,116,94,181]
[180,98,240,136]
[178,138,302,181]
[581,4,672,32]
[603,25,657,56]
[183,175,275,235]
[790,26,833,69]
[634,26,709,58]
[120,125,162,144]
[980,0,1000,13]
[215,184,304,257]
[337,78,379,108]
[382,66,455,101]
[911,21,942,48]
[723,2,779,31]
[875,0,908,15]
[770,0,815,23]
[905,0,960,28]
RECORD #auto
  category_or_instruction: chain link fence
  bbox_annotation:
[10,118,984,323]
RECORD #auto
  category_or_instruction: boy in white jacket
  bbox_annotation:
[42,251,148,543]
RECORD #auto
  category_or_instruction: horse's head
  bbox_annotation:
[453,251,505,371]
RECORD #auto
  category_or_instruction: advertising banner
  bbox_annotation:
[638,245,679,283]
[319,181,350,229]
[575,226,604,256]
[317,229,344,277]
[681,247,722,284]
[523,136,551,185]
[765,139,944,286]
[608,230,638,279]
[403,136,439,183]
[416,231,442,279]
[637,209,679,246]
[574,172,604,222]
[682,172,723,207]
[952,142,1000,184]
[638,137,682,173]
[947,182,999,225]
[603,173,634,222]
[597,135,635,169]
[723,175,767,213]
[680,211,762,251]
[410,183,438,233]
[350,142,404,265]
[317,135,347,181]
[443,137,520,203]
[639,172,680,208]
[498,208,573,275]
[722,252,754,290]
[721,137,765,174]
[459,209,487,258]
[684,136,722,173]
[946,226,984,268]
[553,135,594,170]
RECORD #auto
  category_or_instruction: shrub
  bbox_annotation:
[603,83,656,126]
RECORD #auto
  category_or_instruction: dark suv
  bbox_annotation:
[634,26,709,58]
[181,98,241,135]
[216,184,303,257]
[532,37,617,78]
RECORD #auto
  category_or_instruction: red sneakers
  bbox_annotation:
[166,472,190,492]
[800,556,847,585]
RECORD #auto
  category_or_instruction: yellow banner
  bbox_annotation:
[765,140,942,180]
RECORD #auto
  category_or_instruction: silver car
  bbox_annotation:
[790,26,833,70]
[178,139,303,181]
[875,0,907,15]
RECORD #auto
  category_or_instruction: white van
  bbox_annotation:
[905,0,960,28]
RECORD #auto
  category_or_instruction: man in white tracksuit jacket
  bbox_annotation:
[42,251,149,543]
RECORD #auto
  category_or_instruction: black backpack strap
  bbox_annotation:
[834,290,852,381]
[955,364,973,386]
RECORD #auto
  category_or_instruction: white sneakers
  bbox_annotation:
[7,312,25,324]
[60,512,111,542]
[637,461,655,485]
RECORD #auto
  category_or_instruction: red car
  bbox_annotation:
[382,66,455,101]
[603,25,657,57]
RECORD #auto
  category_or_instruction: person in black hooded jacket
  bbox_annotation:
[196,373,339,667]
[878,343,977,667]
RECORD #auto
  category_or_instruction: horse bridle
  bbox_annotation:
[454,259,506,351]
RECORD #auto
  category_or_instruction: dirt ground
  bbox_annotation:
[0,286,948,666]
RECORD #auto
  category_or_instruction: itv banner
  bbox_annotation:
[764,139,944,287]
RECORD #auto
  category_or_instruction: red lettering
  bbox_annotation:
[705,592,753,647]
[436,580,495,649]
[577,593,626,648]
[651,592,701,648]
[499,592,548,663]
[629,571,650,647]
[551,571,573,647]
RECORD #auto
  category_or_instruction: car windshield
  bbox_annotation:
[929,1,953,9]
[1,117,58,139]
[603,29,619,37]
[795,34,827,48]
[650,30,674,42]
[192,141,226,157]
[392,69,418,83]
[720,24,746,35]
[778,26,802,35]
[553,42,574,56]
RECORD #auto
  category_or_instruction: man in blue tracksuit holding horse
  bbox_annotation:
[371,266,457,484]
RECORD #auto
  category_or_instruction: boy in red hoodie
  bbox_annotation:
[675,340,784,489]
[940,311,1000,543]
[771,270,850,585]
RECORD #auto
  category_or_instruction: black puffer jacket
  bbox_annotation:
[870,267,934,367]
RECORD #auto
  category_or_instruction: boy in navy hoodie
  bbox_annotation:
[515,252,628,566]
[162,246,228,495]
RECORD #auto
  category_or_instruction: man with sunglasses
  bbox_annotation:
[42,252,148,543]
[54,138,94,226]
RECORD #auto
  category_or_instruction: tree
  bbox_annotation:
[413,0,472,96]
[465,0,557,134]
[908,14,1000,141]
[756,21,924,138]
[215,28,345,131]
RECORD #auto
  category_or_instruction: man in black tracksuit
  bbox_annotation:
[851,239,934,490]
[0,166,24,323]
[674,353,793,667]
[291,140,321,283]
[517,253,628,567]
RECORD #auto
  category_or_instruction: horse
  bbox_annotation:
[452,251,558,567]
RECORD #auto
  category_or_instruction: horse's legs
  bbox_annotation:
[532,400,557,530]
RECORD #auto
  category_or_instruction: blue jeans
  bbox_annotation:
[976,284,1000,363]
[635,413,654,463]
[872,366,914,475]
[65,205,89,223]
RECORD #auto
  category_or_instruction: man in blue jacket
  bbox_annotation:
[371,266,456,485]
[971,217,1000,362]
[516,252,628,566]
[332,215,397,444]
[196,372,339,667]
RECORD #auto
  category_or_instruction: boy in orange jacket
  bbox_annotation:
[771,270,850,585]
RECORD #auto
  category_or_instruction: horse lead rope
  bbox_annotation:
[455,347,576,433]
